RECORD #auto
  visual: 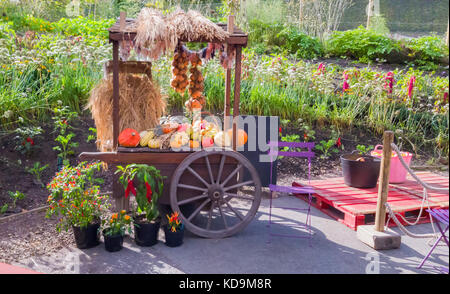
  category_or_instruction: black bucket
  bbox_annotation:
[341,152,381,188]
[134,217,161,247]
[163,226,184,247]
[72,222,100,249]
[103,229,124,252]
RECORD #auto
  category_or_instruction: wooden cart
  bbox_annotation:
[79,15,262,239]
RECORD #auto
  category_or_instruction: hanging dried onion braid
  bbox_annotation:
[170,45,189,94]
[188,53,204,99]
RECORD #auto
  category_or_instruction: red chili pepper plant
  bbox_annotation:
[115,164,164,222]
[45,162,109,233]
[167,211,183,233]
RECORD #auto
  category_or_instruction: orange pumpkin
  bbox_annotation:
[227,129,248,147]
[119,128,140,147]
[162,122,179,134]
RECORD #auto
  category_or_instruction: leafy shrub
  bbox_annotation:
[248,19,285,53]
[248,20,323,59]
[404,35,449,69]
[327,26,400,62]
[276,26,324,59]
[53,16,115,40]
[2,14,54,32]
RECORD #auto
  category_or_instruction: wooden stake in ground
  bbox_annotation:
[366,0,374,29]
[374,131,394,232]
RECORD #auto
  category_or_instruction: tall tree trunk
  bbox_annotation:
[299,0,304,29]
[367,0,374,29]
[446,18,449,48]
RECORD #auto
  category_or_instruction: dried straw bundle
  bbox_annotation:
[135,7,177,60]
[87,74,166,152]
[166,8,192,41]
[185,10,229,42]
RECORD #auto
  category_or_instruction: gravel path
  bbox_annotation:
[0,209,73,264]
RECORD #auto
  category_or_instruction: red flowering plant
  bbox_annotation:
[13,126,43,156]
[45,162,108,232]
[115,164,164,222]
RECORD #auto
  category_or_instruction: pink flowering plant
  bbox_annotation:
[45,162,109,232]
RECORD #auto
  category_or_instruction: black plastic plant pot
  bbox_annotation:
[72,222,100,249]
[163,226,184,248]
[134,217,161,247]
[102,229,124,252]
[340,152,381,189]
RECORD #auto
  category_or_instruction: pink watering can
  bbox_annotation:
[371,145,413,184]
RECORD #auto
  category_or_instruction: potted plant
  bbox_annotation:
[164,211,185,247]
[102,210,132,252]
[340,145,381,188]
[116,164,164,247]
[46,162,108,249]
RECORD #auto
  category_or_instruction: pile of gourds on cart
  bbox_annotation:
[118,45,248,150]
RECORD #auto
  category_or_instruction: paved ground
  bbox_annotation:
[11,195,449,274]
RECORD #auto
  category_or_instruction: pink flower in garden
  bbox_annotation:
[408,76,416,98]
[444,92,448,104]
[317,63,326,75]
[342,73,350,92]
[385,72,394,94]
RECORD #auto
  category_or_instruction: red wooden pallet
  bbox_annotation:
[390,172,449,207]
[293,172,449,230]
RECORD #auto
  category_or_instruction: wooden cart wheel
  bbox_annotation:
[170,149,262,238]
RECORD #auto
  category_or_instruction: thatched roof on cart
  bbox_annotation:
[108,11,248,46]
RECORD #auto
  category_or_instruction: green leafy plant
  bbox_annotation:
[276,26,324,59]
[25,161,49,188]
[103,210,133,237]
[315,139,340,159]
[327,26,400,63]
[280,133,301,155]
[356,144,374,155]
[8,190,26,209]
[13,126,43,156]
[0,203,8,215]
[86,127,97,143]
[54,133,79,166]
[115,164,165,222]
[405,35,449,70]
[46,162,108,232]
[52,106,79,166]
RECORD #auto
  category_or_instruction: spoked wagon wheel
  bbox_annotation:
[170,149,262,238]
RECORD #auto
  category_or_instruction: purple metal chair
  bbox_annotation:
[267,141,315,244]
[417,208,449,273]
